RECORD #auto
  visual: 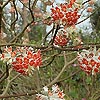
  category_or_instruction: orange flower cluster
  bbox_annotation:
[0,46,42,75]
[12,49,42,75]
[54,29,69,46]
[51,0,80,26]
[78,48,100,75]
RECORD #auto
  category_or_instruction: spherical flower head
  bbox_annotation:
[54,35,68,46]
[54,29,69,46]
[51,1,80,26]
[65,8,80,26]
[12,47,42,75]
[77,47,100,75]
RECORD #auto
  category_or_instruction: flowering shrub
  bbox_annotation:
[36,84,65,100]
[0,46,42,75]
[0,0,99,99]
[78,47,100,75]
[51,0,80,26]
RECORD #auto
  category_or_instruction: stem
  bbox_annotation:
[1,69,20,96]
[0,1,2,36]
[46,57,77,87]
[36,69,40,91]
[0,90,37,99]
[51,25,60,45]
[1,69,12,96]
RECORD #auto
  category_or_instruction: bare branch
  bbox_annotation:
[46,57,77,87]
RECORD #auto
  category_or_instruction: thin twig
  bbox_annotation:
[9,20,36,43]
[51,25,60,45]
[1,70,20,96]
[46,57,77,87]
[0,90,37,99]
[1,42,100,51]
[0,64,9,83]
[29,0,34,21]
[43,26,54,45]
[82,0,91,5]
[32,0,38,9]
[11,0,18,28]
[56,69,81,83]
[2,0,11,9]
[76,7,99,25]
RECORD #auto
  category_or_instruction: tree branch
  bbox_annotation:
[51,25,60,45]
[0,64,9,83]
[0,90,37,99]
[46,57,77,87]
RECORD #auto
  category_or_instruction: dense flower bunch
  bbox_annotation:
[36,84,65,100]
[54,29,69,46]
[0,46,42,75]
[12,47,42,75]
[54,28,83,47]
[54,35,68,46]
[51,0,80,26]
[78,47,100,75]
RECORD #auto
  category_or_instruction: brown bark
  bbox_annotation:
[0,1,3,38]
[22,5,29,43]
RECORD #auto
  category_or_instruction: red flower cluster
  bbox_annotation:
[12,49,42,75]
[51,0,80,26]
[54,29,69,46]
[78,48,100,75]
[67,0,76,8]
[65,8,80,26]
[54,35,68,46]
[0,46,42,75]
